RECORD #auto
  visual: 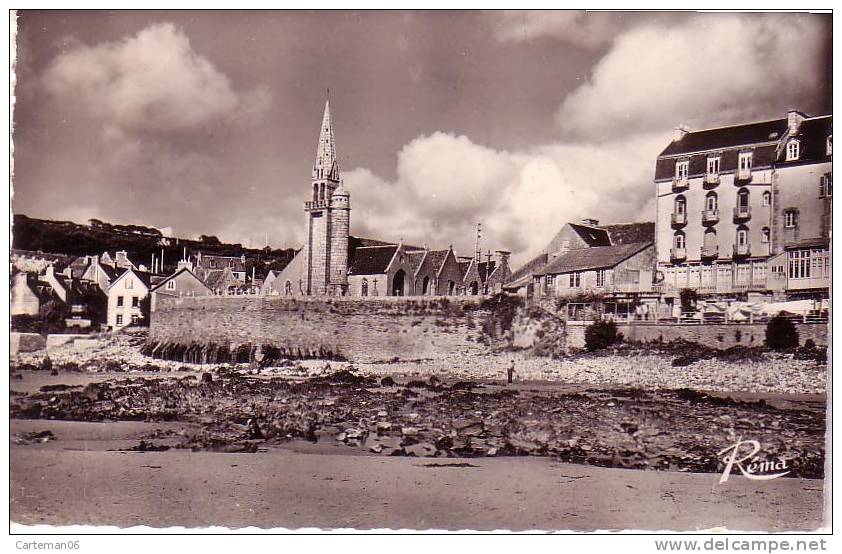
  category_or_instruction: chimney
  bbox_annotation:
[115,250,130,268]
[177,259,193,272]
[581,218,600,226]
[45,264,55,278]
[493,250,511,268]
[673,125,689,142]
[788,110,806,135]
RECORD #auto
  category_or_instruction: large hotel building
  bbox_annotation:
[654,110,831,303]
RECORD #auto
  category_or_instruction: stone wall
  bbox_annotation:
[148,296,489,363]
[565,321,828,349]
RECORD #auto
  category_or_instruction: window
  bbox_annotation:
[703,229,717,249]
[117,296,124,307]
[738,151,753,171]
[131,314,139,324]
[545,274,555,291]
[736,227,748,246]
[762,191,771,206]
[788,250,812,279]
[675,160,689,180]
[361,278,368,297]
[674,195,686,214]
[673,233,685,249]
[761,227,770,243]
[705,192,717,211]
[125,278,133,290]
[827,135,832,156]
[820,174,832,198]
[132,297,139,308]
[707,156,720,175]
[595,270,606,288]
[737,188,749,207]
[116,314,123,326]
[784,210,798,228]
[568,272,581,288]
[166,280,176,290]
[786,140,800,161]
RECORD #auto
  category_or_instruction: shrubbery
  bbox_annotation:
[584,319,622,352]
[765,315,799,351]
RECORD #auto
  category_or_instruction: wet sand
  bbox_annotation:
[11,421,824,531]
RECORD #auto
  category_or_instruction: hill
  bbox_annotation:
[11,214,296,279]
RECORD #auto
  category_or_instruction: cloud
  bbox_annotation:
[344,131,667,266]
[491,11,628,48]
[42,22,266,132]
[557,14,830,139]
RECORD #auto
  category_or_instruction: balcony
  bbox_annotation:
[700,245,719,259]
[733,205,751,221]
[304,199,329,210]
[670,247,687,261]
[735,168,753,183]
[672,176,689,191]
[703,173,720,187]
[733,243,751,258]
[701,208,719,225]
[671,212,687,226]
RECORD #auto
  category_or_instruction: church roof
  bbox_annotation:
[348,245,398,276]
[313,99,340,181]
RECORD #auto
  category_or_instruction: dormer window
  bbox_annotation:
[786,140,800,161]
[706,156,720,175]
[738,151,753,171]
[675,160,689,180]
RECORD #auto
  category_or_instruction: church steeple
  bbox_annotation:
[313,98,339,182]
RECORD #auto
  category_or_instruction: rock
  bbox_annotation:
[404,442,437,457]
[201,372,213,383]
[487,447,498,457]
[453,419,484,437]
[380,376,396,387]
[401,426,419,437]
[376,421,392,434]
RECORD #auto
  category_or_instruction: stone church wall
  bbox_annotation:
[147,296,489,363]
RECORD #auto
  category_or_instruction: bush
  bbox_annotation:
[765,315,799,351]
[584,319,621,352]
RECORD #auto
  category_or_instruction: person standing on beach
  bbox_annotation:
[507,359,515,385]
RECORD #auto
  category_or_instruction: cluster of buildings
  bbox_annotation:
[509,109,831,320]
[267,100,512,299]
[11,248,262,331]
[10,103,832,330]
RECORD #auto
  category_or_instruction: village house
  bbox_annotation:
[149,267,213,311]
[10,272,54,316]
[106,268,153,329]
[194,252,248,283]
[655,110,831,304]
[274,99,510,298]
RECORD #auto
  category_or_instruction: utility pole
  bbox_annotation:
[475,222,482,262]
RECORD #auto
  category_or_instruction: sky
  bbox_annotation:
[11,10,832,265]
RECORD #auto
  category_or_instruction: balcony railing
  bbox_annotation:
[733,243,751,257]
[703,173,720,186]
[672,176,689,191]
[671,212,687,226]
[670,247,687,261]
[733,205,751,221]
[304,199,329,210]
[701,208,719,224]
[700,245,719,259]
[735,168,753,182]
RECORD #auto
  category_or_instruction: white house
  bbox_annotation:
[107,268,152,329]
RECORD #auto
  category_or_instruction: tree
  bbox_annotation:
[765,315,799,351]
[199,235,221,246]
[679,288,698,313]
[584,319,621,352]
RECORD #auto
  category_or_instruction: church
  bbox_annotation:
[270,100,512,298]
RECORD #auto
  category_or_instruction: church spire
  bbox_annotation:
[313,97,339,182]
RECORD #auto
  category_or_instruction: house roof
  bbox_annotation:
[784,237,830,250]
[110,268,153,290]
[203,268,234,291]
[568,223,611,247]
[508,252,548,284]
[197,254,246,272]
[348,245,398,276]
[602,222,656,245]
[659,118,789,157]
[535,242,652,275]
[778,116,832,165]
[95,263,119,281]
[151,268,211,292]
